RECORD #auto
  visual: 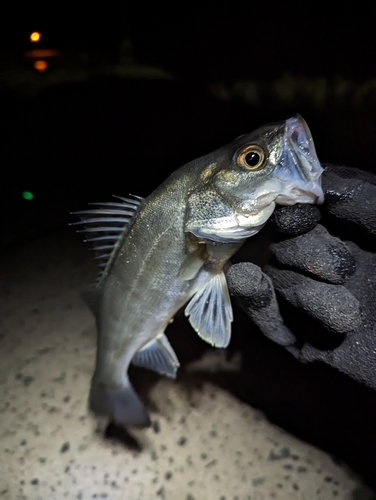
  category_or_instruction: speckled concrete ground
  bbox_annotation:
[0,231,371,500]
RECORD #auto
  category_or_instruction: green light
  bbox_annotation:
[22,191,34,200]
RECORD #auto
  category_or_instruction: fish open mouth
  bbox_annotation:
[285,114,318,165]
[274,115,324,204]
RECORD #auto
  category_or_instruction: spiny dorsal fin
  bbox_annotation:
[71,194,143,284]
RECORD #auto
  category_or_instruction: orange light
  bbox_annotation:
[30,32,41,42]
[34,60,48,72]
[25,49,58,58]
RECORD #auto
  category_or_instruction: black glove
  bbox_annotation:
[227,164,376,390]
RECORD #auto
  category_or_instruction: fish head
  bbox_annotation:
[186,115,324,243]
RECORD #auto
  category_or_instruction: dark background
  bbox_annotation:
[2,5,376,245]
[2,5,376,491]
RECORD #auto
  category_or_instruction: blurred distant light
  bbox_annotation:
[34,60,48,72]
[30,32,41,42]
[22,191,34,201]
[26,49,58,58]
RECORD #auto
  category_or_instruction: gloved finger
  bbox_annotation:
[226,262,296,346]
[322,164,376,236]
[270,203,321,236]
[265,267,361,334]
[282,240,375,387]
[270,225,356,284]
[297,336,376,391]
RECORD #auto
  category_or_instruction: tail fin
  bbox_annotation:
[89,378,151,429]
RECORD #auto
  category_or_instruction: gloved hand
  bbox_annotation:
[227,164,376,390]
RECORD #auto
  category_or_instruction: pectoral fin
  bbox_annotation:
[132,333,180,378]
[185,272,233,348]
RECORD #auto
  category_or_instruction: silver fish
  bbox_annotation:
[74,115,324,428]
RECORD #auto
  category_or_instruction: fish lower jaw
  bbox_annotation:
[186,203,275,243]
[235,203,276,228]
[275,187,324,205]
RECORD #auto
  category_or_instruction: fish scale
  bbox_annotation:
[73,114,324,429]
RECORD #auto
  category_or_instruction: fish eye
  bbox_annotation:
[236,144,266,171]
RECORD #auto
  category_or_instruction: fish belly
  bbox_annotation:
[88,200,210,428]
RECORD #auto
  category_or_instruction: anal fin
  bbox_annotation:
[132,333,180,378]
[184,271,233,348]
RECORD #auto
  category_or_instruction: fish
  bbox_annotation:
[73,114,324,429]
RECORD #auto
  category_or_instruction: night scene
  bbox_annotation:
[0,6,375,499]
